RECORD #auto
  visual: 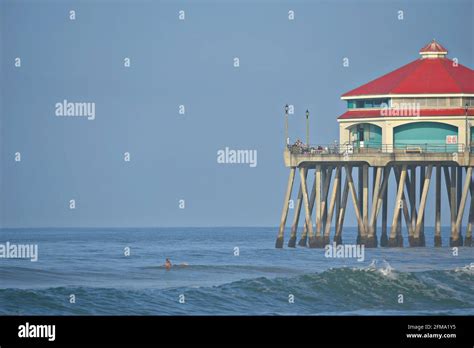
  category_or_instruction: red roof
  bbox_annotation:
[419,40,448,53]
[338,108,474,120]
[342,58,474,97]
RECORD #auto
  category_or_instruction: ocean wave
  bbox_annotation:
[0,266,473,315]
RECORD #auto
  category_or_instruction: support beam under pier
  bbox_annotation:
[380,167,389,247]
[435,165,442,247]
[276,167,296,248]
[324,166,341,245]
[450,166,458,246]
[452,167,472,246]
[288,168,307,247]
[414,165,432,246]
[299,167,315,247]
[346,165,367,242]
[466,174,474,246]
[334,175,349,245]
[367,167,383,247]
[389,165,407,247]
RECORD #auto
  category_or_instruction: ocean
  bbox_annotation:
[0,227,473,315]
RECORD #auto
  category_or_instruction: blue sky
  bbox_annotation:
[1,0,472,227]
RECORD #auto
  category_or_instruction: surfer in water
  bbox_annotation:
[165,258,172,270]
[164,258,188,270]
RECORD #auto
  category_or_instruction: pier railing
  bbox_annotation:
[288,143,467,156]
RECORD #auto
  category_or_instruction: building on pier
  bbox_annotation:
[338,40,474,153]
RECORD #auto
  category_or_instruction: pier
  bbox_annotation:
[276,40,474,248]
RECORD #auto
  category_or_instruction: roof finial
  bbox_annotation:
[419,39,447,59]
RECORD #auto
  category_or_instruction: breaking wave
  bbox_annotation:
[1,264,473,315]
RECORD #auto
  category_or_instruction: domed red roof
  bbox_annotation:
[342,42,474,97]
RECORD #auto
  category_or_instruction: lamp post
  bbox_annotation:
[285,104,289,147]
[306,109,310,146]
[465,102,469,152]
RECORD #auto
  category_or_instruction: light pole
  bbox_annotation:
[285,104,289,147]
[306,109,310,146]
[465,102,469,152]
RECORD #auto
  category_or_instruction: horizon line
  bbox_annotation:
[0,225,452,230]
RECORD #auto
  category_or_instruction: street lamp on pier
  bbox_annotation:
[306,109,310,146]
[285,104,289,147]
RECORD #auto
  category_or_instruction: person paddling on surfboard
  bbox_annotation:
[165,258,172,270]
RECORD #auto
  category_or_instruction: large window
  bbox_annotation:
[462,97,474,107]
[392,97,472,108]
[347,98,389,109]
[394,122,458,152]
[349,123,382,148]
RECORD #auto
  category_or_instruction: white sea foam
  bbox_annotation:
[454,263,474,273]
[361,259,396,279]
[378,260,394,277]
